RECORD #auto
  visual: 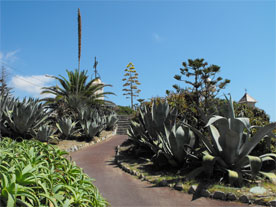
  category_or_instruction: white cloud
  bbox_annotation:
[152,33,163,42]
[10,75,55,98]
[0,49,20,64]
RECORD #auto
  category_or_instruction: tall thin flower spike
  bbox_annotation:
[78,8,82,71]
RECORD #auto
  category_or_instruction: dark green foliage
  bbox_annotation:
[115,105,136,115]
[0,137,108,206]
[173,58,230,111]
[1,98,50,139]
[128,101,198,168]
[187,96,276,186]
[41,69,115,117]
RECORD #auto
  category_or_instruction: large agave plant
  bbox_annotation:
[189,95,276,185]
[77,107,105,140]
[105,111,118,130]
[35,125,56,142]
[56,117,79,138]
[3,98,50,138]
[157,124,196,167]
[0,95,18,135]
[128,100,197,167]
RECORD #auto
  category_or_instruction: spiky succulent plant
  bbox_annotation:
[3,98,50,138]
[189,95,276,185]
[128,100,197,167]
[56,117,79,138]
[35,125,56,142]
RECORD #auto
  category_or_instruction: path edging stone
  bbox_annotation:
[115,144,272,207]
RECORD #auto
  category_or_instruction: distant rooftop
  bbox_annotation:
[239,93,257,103]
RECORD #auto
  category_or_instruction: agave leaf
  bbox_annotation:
[209,125,222,152]
[224,94,235,119]
[202,154,217,178]
[186,123,217,156]
[246,155,262,178]
[226,169,241,186]
[239,122,276,159]
[205,115,227,128]
[259,172,276,184]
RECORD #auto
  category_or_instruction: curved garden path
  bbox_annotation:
[70,135,248,207]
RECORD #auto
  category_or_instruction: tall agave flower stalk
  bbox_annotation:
[77,8,82,94]
[78,8,81,72]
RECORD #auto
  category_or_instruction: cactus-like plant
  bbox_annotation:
[188,95,276,185]
[77,107,105,140]
[105,112,118,130]
[0,95,17,135]
[128,100,197,167]
[56,117,79,138]
[157,124,196,167]
[35,125,56,142]
[3,98,50,138]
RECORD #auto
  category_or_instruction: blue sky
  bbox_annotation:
[1,0,275,121]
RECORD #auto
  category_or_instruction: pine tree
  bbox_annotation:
[122,62,141,109]
[174,58,230,113]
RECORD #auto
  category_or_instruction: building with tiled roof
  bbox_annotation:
[238,92,257,108]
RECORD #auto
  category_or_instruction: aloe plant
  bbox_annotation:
[56,117,79,138]
[3,98,50,138]
[188,95,276,185]
[0,137,108,206]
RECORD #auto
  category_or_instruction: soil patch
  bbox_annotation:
[56,130,114,151]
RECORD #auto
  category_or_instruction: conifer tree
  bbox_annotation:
[174,58,230,114]
[122,62,141,109]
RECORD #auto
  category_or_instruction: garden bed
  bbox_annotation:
[56,130,115,152]
[115,140,276,206]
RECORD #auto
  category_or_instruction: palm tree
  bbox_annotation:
[41,69,115,115]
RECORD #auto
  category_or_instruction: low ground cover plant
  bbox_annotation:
[0,137,108,207]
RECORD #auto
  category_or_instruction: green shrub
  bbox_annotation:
[115,105,135,115]
[0,137,108,207]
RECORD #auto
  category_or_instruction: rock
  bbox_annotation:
[253,199,267,206]
[250,186,267,194]
[201,189,211,198]
[239,195,249,203]
[226,193,237,201]
[213,191,226,200]
[174,182,183,191]
[159,180,168,187]
[188,185,197,194]
[269,200,276,207]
